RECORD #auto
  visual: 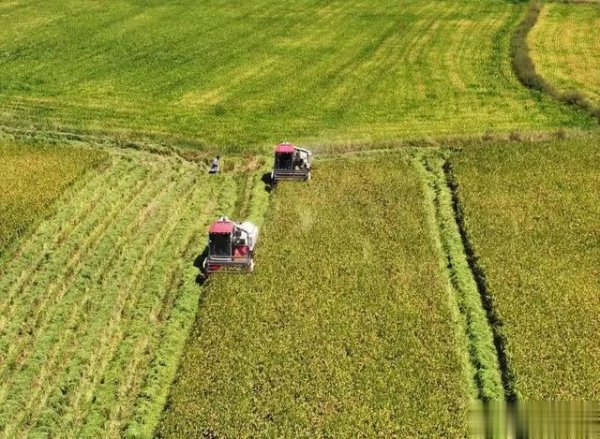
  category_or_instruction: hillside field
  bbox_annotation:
[0,0,595,150]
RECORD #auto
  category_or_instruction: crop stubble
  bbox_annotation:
[0,149,237,437]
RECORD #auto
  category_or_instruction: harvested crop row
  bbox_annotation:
[159,154,470,437]
[0,142,105,262]
[0,150,237,437]
[529,3,600,108]
[452,138,600,399]
[0,0,592,149]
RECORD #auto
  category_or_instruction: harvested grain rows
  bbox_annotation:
[0,150,236,437]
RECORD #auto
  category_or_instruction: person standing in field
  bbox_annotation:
[209,155,220,174]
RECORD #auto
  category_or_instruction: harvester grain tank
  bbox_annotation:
[271,142,312,183]
[203,217,259,273]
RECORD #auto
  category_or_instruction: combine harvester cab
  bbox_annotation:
[203,217,259,274]
[271,142,312,183]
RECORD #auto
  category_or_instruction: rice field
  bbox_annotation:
[530,3,600,107]
[2,0,600,435]
[158,154,471,437]
[0,0,593,150]
[0,149,237,437]
[0,142,105,261]
[452,138,600,399]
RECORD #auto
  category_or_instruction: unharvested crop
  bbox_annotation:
[159,155,471,437]
[529,4,600,112]
[0,0,593,150]
[0,142,104,261]
[452,138,600,399]
[0,149,237,437]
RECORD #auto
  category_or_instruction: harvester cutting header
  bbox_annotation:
[271,142,312,183]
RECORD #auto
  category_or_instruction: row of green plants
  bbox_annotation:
[416,151,505,401]
[158,154,471,437]
[0,150,238,437]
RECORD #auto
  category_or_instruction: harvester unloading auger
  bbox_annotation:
[271,142,312,183]
[203,217,259,274]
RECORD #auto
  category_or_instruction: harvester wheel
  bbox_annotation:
[306,172,312,181]
[248,259,255,273]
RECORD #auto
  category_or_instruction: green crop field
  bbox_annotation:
[0,142,104,260]
[453,138,600,399]
[530,3,600,107]
[0,0,594,150]
[158,155,472,437]
[0,149,238,437]
[2,0,600,435]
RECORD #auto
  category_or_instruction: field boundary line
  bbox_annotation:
[0,124,214,165]
[442,158,518,401]
[416,151,505,401]
[314,127,599,159]
[511,1,600,122]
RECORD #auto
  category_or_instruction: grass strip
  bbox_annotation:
[415,151,504,401]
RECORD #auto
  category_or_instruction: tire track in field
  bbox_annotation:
[441,159,517,401]
[416,151,510,402]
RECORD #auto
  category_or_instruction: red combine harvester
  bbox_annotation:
[271,142,312,183]
[203,217,259,274]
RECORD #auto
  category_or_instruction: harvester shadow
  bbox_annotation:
[194,246,209,286]
[261,172,273,192]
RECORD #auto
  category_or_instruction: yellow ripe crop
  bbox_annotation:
[530,4,600,108]
[0,142,105,261]
[453,138,600,399]
[159,154,471,437]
